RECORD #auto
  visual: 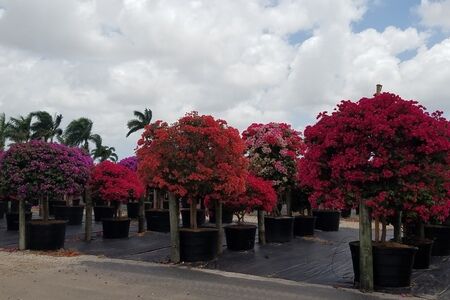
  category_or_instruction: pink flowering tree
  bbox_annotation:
[242,122,305,216]
[298,92,450,242]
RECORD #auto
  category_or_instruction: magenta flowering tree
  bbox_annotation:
[242,122,305,215]
[118,156,138,172]
[0,140,93,221]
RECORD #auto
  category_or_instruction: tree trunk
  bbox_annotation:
[215,200,223,255]
[359,199,374,292]
[153,189,158,210]
[84,188,93,242]
[257,209,266,245]
[190,200,197,229]
[138,195,145,233]
[286,188,292,217]
[19,198,26,250]
[168,192,180,263]
[393,211,402,243]
[418,221,425,240]
[43,196,49,222]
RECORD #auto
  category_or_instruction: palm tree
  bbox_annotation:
[30,111,63,142]
[126,108,152,137]
[90,135,118,162]
[0,113,9,150]
[6,114,32,143]
[62,117,101,151]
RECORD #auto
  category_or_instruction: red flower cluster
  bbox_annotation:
[224,174,277,223]
[89,161,144,203]
[298,93,450,221]
[137,112,248,205]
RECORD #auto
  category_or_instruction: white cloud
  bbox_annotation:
[417,0,450,31]
[0,0,449,159]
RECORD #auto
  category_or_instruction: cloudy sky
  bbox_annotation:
[0,0,449,159]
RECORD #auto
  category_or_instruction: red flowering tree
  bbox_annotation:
[242,122,304,215]
[89,161,144,217]
[298,92,450,241]
[224,174,277,224]
[137,112,248,229]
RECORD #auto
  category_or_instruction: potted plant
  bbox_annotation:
[137,113,247,262]
[0,141,92,250]
[89,161,144,239]
[291,187,316,236]
[118,156,141,219]
[299,92,450,287]
[223,174,277,251]
[242,122,304,243]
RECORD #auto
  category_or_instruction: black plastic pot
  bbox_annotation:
[49,200,66,216]
[10,201,33,213]
[145,209,170,232]
[27,220,67,250]
[265,216,294,243]
[349,241,418,287]
[180,227,219,262]
[6,212,32,231]
[163,201,169,210]
[340,209,351,218]
[312,210,340,231]
[94,206,115,222]
[144,202,152,210]
[424,224,450,256]
[209,208,234,224]
[294,215,316,236]
[0,201,6,219]
[53,205,84,225]
[224,224,256,251]
[127,202,139,219]
[403,238,433,269]
[102,218,131,239]
[181,209,206,228]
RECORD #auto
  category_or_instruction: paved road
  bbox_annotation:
[0,251,415,300]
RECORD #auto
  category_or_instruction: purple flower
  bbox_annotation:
[118,156,138,172]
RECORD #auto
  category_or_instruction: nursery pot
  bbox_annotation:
[145,209,170,232]
[180,209,205,228]
[10,201,32,213]
[180,227,219,262]
[27,220,67,250]
[294,215,316,236]
[0,201,6,219]
[264,216,294,243]
[403,238,434,269]
[127,202,139,219]
[340,209,351,218]
[224,224,256,251]
[102,218,131,239]
[349,241,418,287]
[209,207,234,224]
[53,205,84,225]
[312,210,340,231]
[49,200,66,216]
[144,202,152,210]
[424,224,450,256]
[6,212,32,231]
[94,205,115,222]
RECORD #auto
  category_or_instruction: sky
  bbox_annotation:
[0,0,450,159]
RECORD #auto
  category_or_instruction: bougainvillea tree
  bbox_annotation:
[224,174,277,224]
[0,140,93,221]
[89,161,144,217]
[118,156,138,172]
[242,122,304,215]
[137,112,248,229]
[298,92,450,241]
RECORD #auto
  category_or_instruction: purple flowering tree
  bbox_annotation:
[0,141,93,222]
[118,156,138,172]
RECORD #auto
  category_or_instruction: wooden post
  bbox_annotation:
[359,198,373,291]
[215,200,223,255]
[18,198,26,250]
[257,209,266,245]
[138,195,145,233]
[84,187,93,241]
[153,189,158,209]
[168,192,180,263]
